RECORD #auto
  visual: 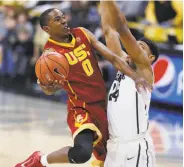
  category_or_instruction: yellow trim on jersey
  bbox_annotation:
[79,27,91,43]
[73,123,102,147]
[91,160,104,167]
[48,35,76,48]
[83,102,86,108]
[69,97,76,107]
[67,81,77,100]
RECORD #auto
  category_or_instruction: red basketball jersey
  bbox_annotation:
[44,27,106,103]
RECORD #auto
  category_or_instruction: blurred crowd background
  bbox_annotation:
[0,0,183,164]
[0,0,183,90]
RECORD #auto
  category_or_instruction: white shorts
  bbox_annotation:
[104,134,155,167]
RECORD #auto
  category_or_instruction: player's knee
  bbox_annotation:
[68,145,92,164]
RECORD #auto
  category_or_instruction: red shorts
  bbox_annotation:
[67,97,109,161]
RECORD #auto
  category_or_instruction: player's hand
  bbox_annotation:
[37,79,64,95]
[134,77,153,93]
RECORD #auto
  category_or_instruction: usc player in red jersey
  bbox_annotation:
[15,8,151,167]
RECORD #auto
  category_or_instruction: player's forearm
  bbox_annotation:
[101,1,147,66]
[102,26,127,60]
[100,1,127,32]
[112,56,138,81]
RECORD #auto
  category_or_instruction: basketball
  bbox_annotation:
[35,52,69,85]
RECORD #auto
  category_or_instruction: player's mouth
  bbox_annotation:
[64,25,70,31]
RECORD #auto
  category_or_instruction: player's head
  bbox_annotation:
[138,37,159,64]
[39,8,70,37]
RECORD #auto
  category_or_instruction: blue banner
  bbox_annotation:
[148,107,183,158]
[152,54,183,106]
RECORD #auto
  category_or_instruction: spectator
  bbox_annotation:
[13,26,34,86]
[16,12,34,38]
[32,21,49,64]
[29,21,49,85]
[145,0,183,27]
[117,1,148,21]
[0,9,16,79]
[69,1,89,28]
[86,1,100,32]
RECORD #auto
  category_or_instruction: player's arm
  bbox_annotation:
[99,4,127,60]
[100,13,127,60]
[82,27,148,86]
[99,1,153,82]
[81,27,138,80]
[101,24,127,60]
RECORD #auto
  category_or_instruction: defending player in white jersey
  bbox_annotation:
[99,1,159,167]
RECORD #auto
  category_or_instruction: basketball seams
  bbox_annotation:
[35,53,69,85]
[47,55,68,76]
[43,56,56,80]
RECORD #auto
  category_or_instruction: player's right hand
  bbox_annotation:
[134,77,153,93]
[37,79,64,95]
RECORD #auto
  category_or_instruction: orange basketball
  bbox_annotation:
[35,52,69,85]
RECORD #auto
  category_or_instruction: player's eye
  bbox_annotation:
[54,17,61,22]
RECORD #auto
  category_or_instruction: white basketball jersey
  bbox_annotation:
[107,71,152,141]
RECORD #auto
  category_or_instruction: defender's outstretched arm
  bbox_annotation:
[99,1,153,83]
[81,27,152,91]
[100,6,127,60]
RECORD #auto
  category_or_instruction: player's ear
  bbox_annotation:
[43,26,51,34]
[149,54,155,64]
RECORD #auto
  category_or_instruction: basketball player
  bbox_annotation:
[99,1,159,167]
[15,8,151,167]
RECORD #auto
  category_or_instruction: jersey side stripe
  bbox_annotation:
[67,81,77,100]
[144,138,149,167]
[136,144,141,167]
[136,92,139,134]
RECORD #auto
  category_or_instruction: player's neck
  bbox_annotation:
[50,34,72,43]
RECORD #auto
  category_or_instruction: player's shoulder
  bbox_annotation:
[71,27,86,34]
[72,27,91,43]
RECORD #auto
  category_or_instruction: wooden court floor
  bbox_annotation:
[0,91,182,167]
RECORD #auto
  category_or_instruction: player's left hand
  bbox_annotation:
[37,79,64,95]
[134,77,153,93]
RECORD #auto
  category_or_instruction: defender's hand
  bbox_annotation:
[134,77,153,93]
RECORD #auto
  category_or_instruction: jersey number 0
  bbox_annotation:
[64,44,94,76]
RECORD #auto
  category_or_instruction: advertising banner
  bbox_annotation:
[149,107,183,158]
[152,54,183,106]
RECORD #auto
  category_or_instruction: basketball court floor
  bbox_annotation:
[0,91,182,167]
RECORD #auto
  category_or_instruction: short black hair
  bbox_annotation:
[39,8,55,28]
[139,37,159,64]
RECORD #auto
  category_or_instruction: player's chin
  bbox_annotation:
[66,29,70,34]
